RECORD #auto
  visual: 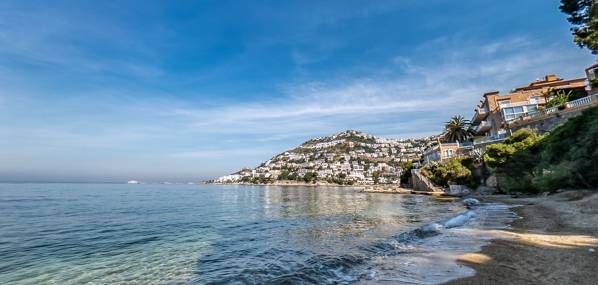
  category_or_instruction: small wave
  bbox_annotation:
[196,202,517,285]
[199,254,367,285]
[443,210,476,228]
[360,209,475,256]
[358,202,519,284]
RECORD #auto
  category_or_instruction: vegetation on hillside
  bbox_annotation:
[484,129,545,193]
[399,160,415,184]
[421,158,478,188]
[484,107,598,193]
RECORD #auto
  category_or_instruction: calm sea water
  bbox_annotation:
[0,183,514,284]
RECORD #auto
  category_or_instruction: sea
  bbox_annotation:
[0,183,517,284]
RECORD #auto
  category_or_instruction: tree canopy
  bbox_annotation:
[483,107,598,193]
[443,115,475,143]
[560,0,598,53]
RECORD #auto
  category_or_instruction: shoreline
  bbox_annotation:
[443,190,598,285]
[208,181,359,187]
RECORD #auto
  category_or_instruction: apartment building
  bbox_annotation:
[470,74,586,139]
[423,141,472,163]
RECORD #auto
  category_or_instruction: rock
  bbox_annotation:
[448,185,472,196]
[462,198,480,207]
[475,185,497,195]
[485,175,498,187]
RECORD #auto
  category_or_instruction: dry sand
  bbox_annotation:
[443,190,598,285]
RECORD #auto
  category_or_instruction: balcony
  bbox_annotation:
[473,133,508,146]
[525,95,596,120]
[567,95,594,108]
[506,95,598,129]
[473,120,491,134]
[471,108,488,124]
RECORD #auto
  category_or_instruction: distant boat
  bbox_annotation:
[127,180,140,184]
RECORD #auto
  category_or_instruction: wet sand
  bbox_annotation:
[443,190,598,285]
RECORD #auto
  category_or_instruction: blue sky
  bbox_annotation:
[0,0,595,182]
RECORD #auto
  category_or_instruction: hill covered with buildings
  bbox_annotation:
[211,130,439,185]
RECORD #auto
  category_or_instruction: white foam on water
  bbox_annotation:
[443,210,476,229]
[356,203,519,285]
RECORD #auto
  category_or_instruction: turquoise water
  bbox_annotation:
[0,183,469,284]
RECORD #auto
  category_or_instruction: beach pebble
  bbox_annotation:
[462,198,480,207]
[589,248,595,253]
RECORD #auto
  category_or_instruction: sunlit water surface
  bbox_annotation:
[0,184,515,284]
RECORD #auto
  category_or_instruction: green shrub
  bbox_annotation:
[422,158,476,187]
[531,162,576,192]
[545,90,570,108]
[303,172,318,183]
[484,128,544,168]
[400,161,415,184]
[484,107,598,193]
[533,106,598,189]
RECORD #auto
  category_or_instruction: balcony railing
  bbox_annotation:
[473,133,508,145]
[544,106,558,114]
[509,95,597,124]
[567,96,593,108]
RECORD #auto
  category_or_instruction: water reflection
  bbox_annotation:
[193,186,462,284]
[0,184,463,285]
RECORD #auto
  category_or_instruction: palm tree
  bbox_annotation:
[443,115,475,142]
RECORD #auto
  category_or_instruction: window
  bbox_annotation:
[503,105,537,121]
[503,106,525,121]
[527,105,538,113]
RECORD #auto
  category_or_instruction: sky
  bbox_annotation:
[0,0,595,182]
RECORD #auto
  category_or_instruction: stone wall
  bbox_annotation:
[411,169,444,192]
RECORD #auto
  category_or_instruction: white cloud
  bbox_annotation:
[0,35,594,180]
[166,37,592,139]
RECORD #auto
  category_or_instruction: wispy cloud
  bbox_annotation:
[4,37,591,154]
[165,37,592,138]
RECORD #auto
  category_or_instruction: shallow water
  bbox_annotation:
[0,184,513,284]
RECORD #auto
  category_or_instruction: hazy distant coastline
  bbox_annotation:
[210,180,354,187]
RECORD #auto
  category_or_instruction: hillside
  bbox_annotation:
[211,130,439,185]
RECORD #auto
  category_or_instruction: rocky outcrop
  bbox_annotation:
[485,175,498,188]
[411,169,444,193]
[475,185,497,195]
[447,184,472,196]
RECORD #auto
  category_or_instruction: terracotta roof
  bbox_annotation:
[513,77,585,92]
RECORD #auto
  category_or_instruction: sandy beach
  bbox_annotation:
[444,190,598,285]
